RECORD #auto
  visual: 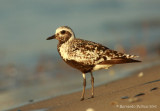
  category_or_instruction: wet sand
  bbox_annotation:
[9,64,160,111]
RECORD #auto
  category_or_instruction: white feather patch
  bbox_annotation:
[93,65,112,71]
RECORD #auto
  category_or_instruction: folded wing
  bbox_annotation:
[69,39,141,65]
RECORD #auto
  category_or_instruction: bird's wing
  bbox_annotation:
[68,39,109,65]
[97,48,141,64]
[69,39,140,65]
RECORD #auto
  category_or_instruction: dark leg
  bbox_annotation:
[90,72,94,98]
[81,73,86,101]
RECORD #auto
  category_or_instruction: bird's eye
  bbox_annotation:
[61,30,66,34]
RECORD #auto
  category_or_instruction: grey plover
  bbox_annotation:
[46,26,141,101]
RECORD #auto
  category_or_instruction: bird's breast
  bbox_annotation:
[58,42,71,61]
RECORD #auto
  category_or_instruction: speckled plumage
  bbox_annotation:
[46,26,141,100]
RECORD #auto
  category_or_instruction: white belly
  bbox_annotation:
[92,64,112,71]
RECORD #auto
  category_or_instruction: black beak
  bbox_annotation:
[46,34,56,40]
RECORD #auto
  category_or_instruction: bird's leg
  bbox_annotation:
[90,72,94,98]
[81,73,86,101]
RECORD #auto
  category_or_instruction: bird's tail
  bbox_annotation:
[124,54,139,59]
[100,58,141,64]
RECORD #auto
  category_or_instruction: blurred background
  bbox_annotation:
[0,0,160,110]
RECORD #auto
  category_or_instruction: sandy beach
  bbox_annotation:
[8,62,160,111]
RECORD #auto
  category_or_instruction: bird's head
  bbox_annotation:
[46,26,75,43]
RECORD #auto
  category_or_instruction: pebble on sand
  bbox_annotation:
[121,96,129,99]
[128,97,139,103]
[134,93,145,97]
[110,101,118,106]
[86,108,95,111]
[150,87,158,91]
[138,72,144,77]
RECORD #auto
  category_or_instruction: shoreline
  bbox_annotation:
[9,62,160,111]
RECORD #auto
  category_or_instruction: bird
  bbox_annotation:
[46,26,141,101]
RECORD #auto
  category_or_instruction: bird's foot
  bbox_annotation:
[88,95,94,99]
[91,95,94,98]
[80,97,84,101]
